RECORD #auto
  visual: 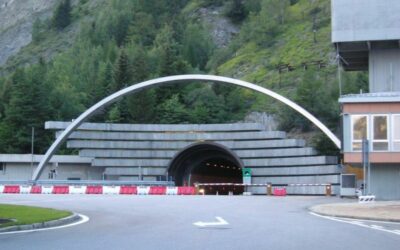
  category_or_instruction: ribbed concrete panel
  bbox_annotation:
[92,158,169,167]
[80,149,176,159]
[67,139,305,150]
[249,185,339,195]
[252,175,341,185]
[79,147,317,159]
[105,167,166,175]
[59,131,286,141]
[234,148,317,158]
[251,165,341,176]
[243,156,337,167]
[92,157,337,168]
[46,121,265,132]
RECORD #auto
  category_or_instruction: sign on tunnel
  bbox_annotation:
[242,168,251,185]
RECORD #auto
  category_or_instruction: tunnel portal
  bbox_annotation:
[168,142,244,194]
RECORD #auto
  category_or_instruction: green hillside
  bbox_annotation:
[0,0,367,155]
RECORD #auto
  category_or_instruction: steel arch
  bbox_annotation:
[32,74,340,180]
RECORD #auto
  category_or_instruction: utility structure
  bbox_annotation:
[333,0,400,200]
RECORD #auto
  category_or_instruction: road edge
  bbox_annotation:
[0,213,81,233]
[308,206,400,223]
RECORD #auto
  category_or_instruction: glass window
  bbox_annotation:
[372,115,388,151]
[352,115,367,151]
[393,115,400,151]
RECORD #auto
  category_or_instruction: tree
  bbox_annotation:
[158,94,189,124]
[52,0,72,30]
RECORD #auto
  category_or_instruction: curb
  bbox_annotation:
[309,207,400,223]
[0,213,81,233]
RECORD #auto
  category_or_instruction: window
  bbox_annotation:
[351,115,367,151]
[372,115,388,151]
[393,115,400,151]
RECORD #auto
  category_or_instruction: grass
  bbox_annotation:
[0,204,72,228]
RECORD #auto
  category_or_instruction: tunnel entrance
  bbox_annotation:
[168,142,244,195]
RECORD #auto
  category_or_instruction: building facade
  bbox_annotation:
[333,0,400,199]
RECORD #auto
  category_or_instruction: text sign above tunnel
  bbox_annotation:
[242,168,251,185]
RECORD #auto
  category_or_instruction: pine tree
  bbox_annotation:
[52,0,72,30]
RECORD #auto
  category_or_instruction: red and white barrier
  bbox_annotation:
[103,186,120,195]
[0,185,199,195]
[166,187,178,195]
[41,186,53,194]
[137,186,150,195]
[69,185,86,194]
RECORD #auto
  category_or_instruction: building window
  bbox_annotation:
[372,115,388,151]
[351,115,368,151]
[393,115,400,151]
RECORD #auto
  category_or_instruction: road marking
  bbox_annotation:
[0,214,89,235]
[193,216,229,227]
[310,212,400,236]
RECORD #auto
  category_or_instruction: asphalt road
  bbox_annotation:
[0,195,399,250]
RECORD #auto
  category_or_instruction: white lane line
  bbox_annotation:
[309,212,400,236]
[0,214,89,235]
[370,225,384,229]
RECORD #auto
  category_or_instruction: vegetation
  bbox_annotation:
[0,0,368,155]
[0,204,72,228]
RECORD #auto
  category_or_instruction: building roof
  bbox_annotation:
[339,92,400,103]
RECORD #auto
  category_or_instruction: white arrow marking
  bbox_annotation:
[193,216,229,227]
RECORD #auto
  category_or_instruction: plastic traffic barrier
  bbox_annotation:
[86,185,103,194]
[149,186,166,195]
[41,186,53,194]
[119,186,137,195]
[3,185,20,194]
[273,187,287,196]
[52,185,69,194]
[103,186,120,195]
[69,185,86,194]
[19,185,32,194]
[166,187,178,195]
[137,186,150,195]
[30,186,42,194]
[178,186,196,195]
[359,195,376,203]
[0,185,4,193]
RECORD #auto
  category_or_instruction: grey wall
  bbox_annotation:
[332,0,400,42]
[369,49,400,92]
[370,164,400,200]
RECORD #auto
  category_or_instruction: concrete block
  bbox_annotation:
[60,131,286,141]
[243,156,337,167]
[252,175,341,185]
[250,165,342,176]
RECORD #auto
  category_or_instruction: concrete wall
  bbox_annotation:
[370,164,400,200]
[0,162,100,180]
[332,0,400,42]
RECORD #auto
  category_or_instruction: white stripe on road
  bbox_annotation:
[0,214,89,235]
[310,212,400,236]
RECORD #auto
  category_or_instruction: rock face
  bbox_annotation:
[0,0,60,65]
[196,7,239,48]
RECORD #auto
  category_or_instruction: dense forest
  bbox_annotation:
[0,0,368,154]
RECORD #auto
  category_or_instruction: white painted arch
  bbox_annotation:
[32,74,341,181]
